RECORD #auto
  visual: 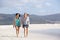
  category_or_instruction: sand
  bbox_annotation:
[0,24,60,40]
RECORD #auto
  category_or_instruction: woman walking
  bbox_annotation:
[13,13,21,37]
[22,13,30,37]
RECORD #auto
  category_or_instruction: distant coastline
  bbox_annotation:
[0,14,60,25]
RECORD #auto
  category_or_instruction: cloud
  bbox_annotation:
[35,4,43,8]
[21,0,29,3]
[31,0,52,9]
[45,2,51,6]
[1,0,30,8]
[1,0,52,8]
[35,4,47,8]
[0,0,60,15]
[0,0,30,14]
[29,0,50,4]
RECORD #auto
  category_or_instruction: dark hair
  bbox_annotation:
[27,14,29,16]
[24,13,27,17]
[15,13,20,17]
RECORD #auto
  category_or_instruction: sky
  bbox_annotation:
[0,0,60,15]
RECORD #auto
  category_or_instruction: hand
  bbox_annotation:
[13,25,15,28]
[27,22,30,25]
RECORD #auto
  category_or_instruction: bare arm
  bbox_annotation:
[13,18,16,28]
[21,17,24,25]
[27,17,30,25]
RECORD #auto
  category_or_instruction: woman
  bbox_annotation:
[22,13,30,37]
[13,13,21,37]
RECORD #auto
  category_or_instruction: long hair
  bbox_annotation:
[24,13,27,20]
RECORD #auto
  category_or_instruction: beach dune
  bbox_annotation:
[0,24,60,40]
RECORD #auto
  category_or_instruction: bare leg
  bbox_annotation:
[16,27,19,37]
[26,28,28,37]
[18,27,20,34]
[24,28,26,37]
[24,28,28,37]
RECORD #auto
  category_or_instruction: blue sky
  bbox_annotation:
[0,0,60,15]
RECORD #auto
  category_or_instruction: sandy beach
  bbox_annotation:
[0,24,60,40]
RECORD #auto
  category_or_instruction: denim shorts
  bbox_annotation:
[23,24,29,28]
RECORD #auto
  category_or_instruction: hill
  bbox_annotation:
[0,13,60,25]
